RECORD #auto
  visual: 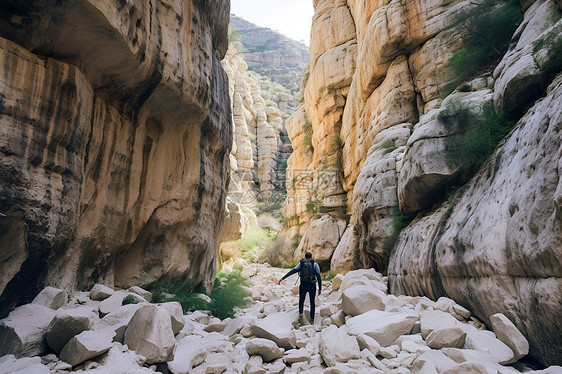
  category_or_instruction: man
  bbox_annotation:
[278,251,322,325]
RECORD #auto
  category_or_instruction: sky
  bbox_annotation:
[230,0,314,46]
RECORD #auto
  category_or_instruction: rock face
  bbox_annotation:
[0,0,232,315]
[283,0,562,366]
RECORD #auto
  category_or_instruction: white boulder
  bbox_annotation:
[251,312,296,349]
[89,284,115,301]
[123,304,175,364]
[157,302,185,335]
[341,285,386,316]
[128,286,152,302]
[59,330,114,367]
[347,310,418,346]
[95,304,142,343]
[464,330,515,365]
[31,287,66,310]
[356,333,380,356]
[420,309,460,339]
[490,313,529,361]
[246,338,285,362]
[0,355,49,374]
[426,327,467,349]
[318,325,361,367]
[46,307,97,352]
[0,304,56,357]
[168,336,207,374]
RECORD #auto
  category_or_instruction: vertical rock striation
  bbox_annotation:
[284,0,562,365]
[0,0,232,316]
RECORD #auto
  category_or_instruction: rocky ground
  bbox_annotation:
[0,264,561,374]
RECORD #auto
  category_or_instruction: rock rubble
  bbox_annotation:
[1,264,561,373]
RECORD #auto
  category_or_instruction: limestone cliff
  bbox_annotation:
[0,0,232,317]
[283,0,561,365]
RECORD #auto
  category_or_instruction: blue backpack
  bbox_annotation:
[300,258,315,283]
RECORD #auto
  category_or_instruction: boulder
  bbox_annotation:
[89,284,115,301]
[331,274,344,291]
[46,307,97,352]
[411,350,458,373]
[73,343,153,374]
[426,327,467,349]
[0,355,50,374]
[490,313,529,361]
[246,338,284,362]
[347,310,418,346]
[441,348,518,374]
[464,330,515,365]
[168,336,207,374]
[99,291,129,316]
[31,287,66,310]
[157,302,185,335]
[95,304,142,343]
[59,330,114,367]
[420,310,461,339]
[442,362,488,374]
[128,286,152,302]
[318,325,361,367]
[251,312,296,349]
[0,304,56,357]
[341,285,387,316]
[356,333,381,356]
[284,349,311,364]
[123,304,175,364]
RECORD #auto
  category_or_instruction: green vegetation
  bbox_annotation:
[321,271,337,282]
[440,100,514,183]
[151,271,250,319]
[444,0,522,95]
[533,25,562,84]
[305,199,326,215]
[255,200,283,220]
[381,139,396,154]
[292,233,303,249]
[235,228,277,262]
[122,294,140,306]
[331,134,342,153]
[384,205,415,251]
[304,133,314,154]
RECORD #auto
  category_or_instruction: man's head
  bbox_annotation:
[305,251,312,259]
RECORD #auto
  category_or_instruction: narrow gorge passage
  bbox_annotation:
[0,0,561,373]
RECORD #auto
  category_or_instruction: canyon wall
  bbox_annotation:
[283,0,561,365]
[0,0,232,317]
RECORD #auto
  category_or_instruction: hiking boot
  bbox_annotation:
[298,314,304,325]
[310,318,315,325]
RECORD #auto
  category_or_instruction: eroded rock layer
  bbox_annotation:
[0,0,232,316]
[283,0,562,365]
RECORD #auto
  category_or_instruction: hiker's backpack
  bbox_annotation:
[299,258,315,283]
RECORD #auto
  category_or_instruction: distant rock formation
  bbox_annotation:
[0,0,232,317]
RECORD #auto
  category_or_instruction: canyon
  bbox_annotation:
[0,0,561,372]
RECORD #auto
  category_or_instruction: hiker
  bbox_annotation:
[278,251,321,324]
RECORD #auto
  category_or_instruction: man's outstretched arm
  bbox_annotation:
[278,263,301,285]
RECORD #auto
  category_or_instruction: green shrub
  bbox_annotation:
[305,199,324,214]
[442,100,514,183]
[303,121,312,133]
[292,233,303,249]
[304,133,314,154]
[445,0,523,95]
[331,134,342,153]
[534,27,562,84]
[381,139,396,154]
[151,272,250,319]
[384,205,415,251]
[235,228,277,262]
[122,295,140,306]
[321,271,337,282]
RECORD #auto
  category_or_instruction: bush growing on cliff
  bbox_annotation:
[445,0,522,94]
[441,100,514,183]
[235,228,277,262]
[384,205,415,251]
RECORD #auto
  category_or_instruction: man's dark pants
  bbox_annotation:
[299,282,316,319]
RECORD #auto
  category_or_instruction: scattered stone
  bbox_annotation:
[204,320,227,333]
[95,304,142,343]
[168,336,207,374]
[284,348,311,364]
[452,304,471,320]
[356,333,380,356]
[464,330,515,365]
[0,304,56,357]
[31,287,67,310]
[157,302,185,335]
[420,309,460,339]
[411,350,458,373]
[318,325,361,367]
[246,338,284,362]
[128,286,152,302]
[341,285,387,316]
[251,312,296,349]
[330,310,346,327]
[490,313,529,361]
[434,297,456,313]
[331,274,344,291]
[442,362,488,374]
[89,284,115,301]
[99,291,129,316]
[426,327,467,349]
[59,330,114,367]
[379,345,399,359]
[0,355,50,374]
[123,304,175,364]
[46,307,97,352]
[347,310,418,346]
